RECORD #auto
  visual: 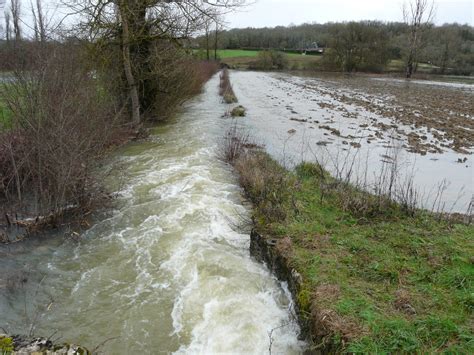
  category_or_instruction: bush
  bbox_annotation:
[0,43,123,219]
[253,50,289,70]
[144,43,219,119]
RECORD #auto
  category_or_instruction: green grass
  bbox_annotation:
[216,49,316,59]
[387,59,440,73]
[0,82,13,130]
[0,336,14,354]
[215,49,260,58]
[237,152,474,353]
[214,49,321,70]
[0,100,12,130]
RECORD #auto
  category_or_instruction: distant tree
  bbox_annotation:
[203,17,212,60]
[322,21,390,72]
[30,0,46,42]
[4,9,11,41]
[254,50,288,70]
[9,0,21,40]
[403,0,435,78]
[214,20,224,60]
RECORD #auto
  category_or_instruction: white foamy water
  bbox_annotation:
[0,75,304,354]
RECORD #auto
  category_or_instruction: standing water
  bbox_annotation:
[0,75,304,353]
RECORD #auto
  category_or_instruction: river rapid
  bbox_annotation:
[0,75,304,353]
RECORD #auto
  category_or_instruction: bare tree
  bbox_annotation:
[203,17,211,60]
[4,9,11,41]
[35,0,46,41]
[403,0,435,78]
[214,19,223,60]
[30,0,39,40]
[118,0,141,125]
[10,0,21,40]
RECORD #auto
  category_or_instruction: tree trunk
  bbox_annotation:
[119,2,141,125]
[214,23,218,60]
[206,31,210,60]
[440,42,449,74]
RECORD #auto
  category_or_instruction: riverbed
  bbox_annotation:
[230,71,473,212]
[0,75,304,353]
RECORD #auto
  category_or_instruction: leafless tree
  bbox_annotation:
[10,0,21,40]
[214,19,224,60]
[403,0,435,78]
[4,9,12,41]
[203,16,212,60]
[31,0,46,41]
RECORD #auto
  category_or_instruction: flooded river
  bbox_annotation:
[0,75,303,353]
[1,70,472,353]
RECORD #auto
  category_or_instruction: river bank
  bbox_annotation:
[226,143,473,353]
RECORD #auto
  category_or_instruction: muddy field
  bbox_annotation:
[230,71,473,212]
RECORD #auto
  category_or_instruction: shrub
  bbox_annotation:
[219,68,238,103]
[0,43,122,219]
[0,336,14,353]
[254,50,288,70]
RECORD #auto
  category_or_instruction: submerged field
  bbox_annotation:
[229,70,473,212]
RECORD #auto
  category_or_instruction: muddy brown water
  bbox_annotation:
[0,75,304,354]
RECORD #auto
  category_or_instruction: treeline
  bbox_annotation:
[215,21,474,74]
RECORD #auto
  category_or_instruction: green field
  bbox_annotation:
[204,49,444,74]
[215,49,260,58]
[210,49,321,70]
[234,150,474,353]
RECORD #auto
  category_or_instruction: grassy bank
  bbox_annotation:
[227,145,473,352]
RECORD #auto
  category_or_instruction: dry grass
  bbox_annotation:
[219,68,238,103]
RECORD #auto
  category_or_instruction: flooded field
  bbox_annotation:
[231,71,473,212]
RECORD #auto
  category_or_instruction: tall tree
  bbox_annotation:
[4,9,11,41]
[403,0,435,78]
[10,0,21,40]
[76,0,246,124]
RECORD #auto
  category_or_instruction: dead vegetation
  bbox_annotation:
[219,68,238,104]
[0,43,128,238]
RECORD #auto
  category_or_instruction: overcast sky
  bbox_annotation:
[227,0,473,28]
[0,0,472,34]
